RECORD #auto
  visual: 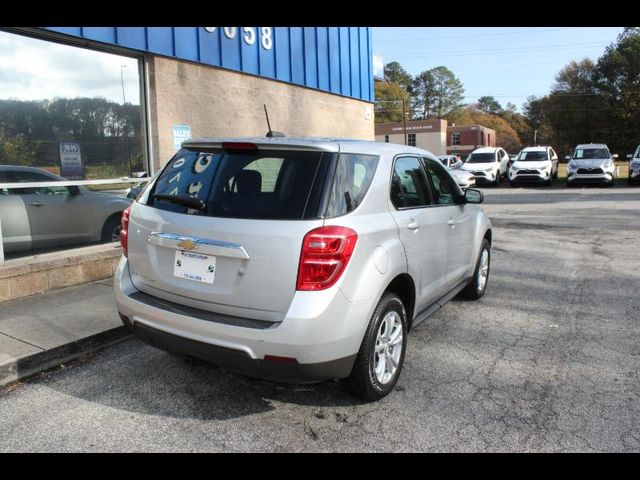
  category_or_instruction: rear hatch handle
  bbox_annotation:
[147,232,250,260]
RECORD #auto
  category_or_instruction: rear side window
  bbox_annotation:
[148,149,328,220]
[324,154,379,218]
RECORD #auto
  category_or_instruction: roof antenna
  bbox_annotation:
[264,105,285,138]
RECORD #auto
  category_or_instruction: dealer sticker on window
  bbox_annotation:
[173,250,216,284]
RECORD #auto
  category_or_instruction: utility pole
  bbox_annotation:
[402,99,408,146]
[534,129,538,146]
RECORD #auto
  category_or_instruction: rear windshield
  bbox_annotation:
[145,148,378,220]
[518,151,548,161]
[466,153,495,163]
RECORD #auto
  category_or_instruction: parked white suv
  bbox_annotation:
[508,146,559,186]
[114,137,493,401]
[460,147,510,186]
[566,143,617,187]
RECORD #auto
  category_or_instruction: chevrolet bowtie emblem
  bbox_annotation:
[177,239,198,251]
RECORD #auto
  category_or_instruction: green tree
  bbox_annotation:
[595,28,640,155]
[374,82,410,123]
[477,96,503,115]
[383,61,413,94]
[411,66,465,120]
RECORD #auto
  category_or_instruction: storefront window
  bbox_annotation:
[0,29,147,260]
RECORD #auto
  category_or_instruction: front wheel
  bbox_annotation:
[493,173,501,187]
[341,293,408,402]
[460,239,491,300]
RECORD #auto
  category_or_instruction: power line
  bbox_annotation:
[374,27,576,44]
[383,41,610,59]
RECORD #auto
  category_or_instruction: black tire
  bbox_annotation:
[101,214,122,243]
[629,176,635,186]
[460,239,491,300]
[341,293,408,402]
[509,180,518,188]
[493,173,501,187]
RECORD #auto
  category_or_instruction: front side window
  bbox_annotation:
[391,156,432,209]
[422,158,460,206]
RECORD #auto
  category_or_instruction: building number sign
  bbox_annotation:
[203,27,273,50]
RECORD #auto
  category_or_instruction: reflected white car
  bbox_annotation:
[438,155,475,189]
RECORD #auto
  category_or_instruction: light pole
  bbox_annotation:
[120,65,132,176]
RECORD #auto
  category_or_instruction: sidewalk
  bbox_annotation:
[0,278,130,386]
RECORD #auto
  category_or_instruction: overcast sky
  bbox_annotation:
[0,30,140,105]
[373,27,625,111]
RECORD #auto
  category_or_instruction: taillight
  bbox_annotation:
[120,206,131,257]
[296,226,358,291]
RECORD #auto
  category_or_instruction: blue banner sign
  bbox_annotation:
[41,27,374,102]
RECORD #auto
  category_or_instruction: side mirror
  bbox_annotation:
[565,155,571,161]
[627,154,633,159]
[68,186,80,196]
[464,188,483,204]
[612,154,619,160]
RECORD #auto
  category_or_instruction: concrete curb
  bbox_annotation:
[0,326,131,387]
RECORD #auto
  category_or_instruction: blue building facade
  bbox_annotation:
[42,27,374,103]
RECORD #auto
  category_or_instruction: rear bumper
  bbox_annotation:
[114,257,370,382]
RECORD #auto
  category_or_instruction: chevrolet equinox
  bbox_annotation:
[114,137,493,401]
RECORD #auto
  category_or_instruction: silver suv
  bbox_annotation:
[566,143,617,187]
[114,137,493,401]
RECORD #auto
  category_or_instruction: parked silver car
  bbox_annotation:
[0,165,132,254]
[438,155,476,189]
[566,144,617,187]
[628,145,640,186]
[114,137,493,401]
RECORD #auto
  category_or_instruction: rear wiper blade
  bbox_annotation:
[152,194,206,211]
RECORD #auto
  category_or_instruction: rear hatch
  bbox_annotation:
[126,142,337,322]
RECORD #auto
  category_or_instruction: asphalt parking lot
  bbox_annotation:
[1,184,639,452]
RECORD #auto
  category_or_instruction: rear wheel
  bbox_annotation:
[460,239,491,300]
[101,214,122,243]
[341,293,408,402]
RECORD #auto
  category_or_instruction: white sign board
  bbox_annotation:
[59,142,84,179]
[173,125,192,152]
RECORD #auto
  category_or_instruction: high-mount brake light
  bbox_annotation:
[221,142,259,153]
[296,226,358,291]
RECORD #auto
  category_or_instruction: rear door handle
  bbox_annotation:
[407,221,419,230]
[448,219,458,227]
[29,202,44,207]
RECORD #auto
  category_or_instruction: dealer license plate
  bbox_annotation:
[173,250,216,284]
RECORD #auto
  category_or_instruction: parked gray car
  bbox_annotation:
[0,165,132,254]
[114,137,493,401]
[628,145,640,186]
